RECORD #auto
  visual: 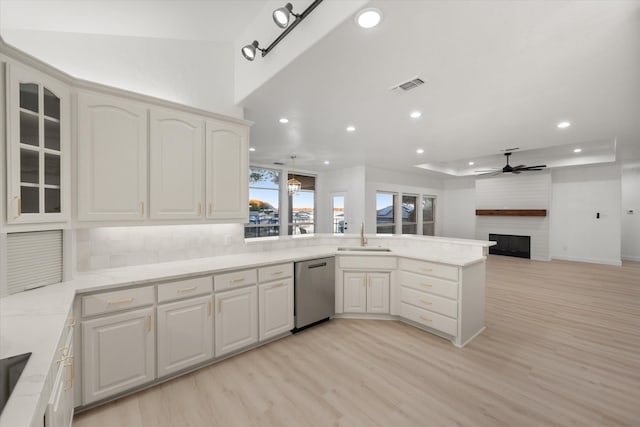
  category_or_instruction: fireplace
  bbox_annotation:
[489,234,531,259]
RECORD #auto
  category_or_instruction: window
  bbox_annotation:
[402,194,417,234]
[288,174,315,235]
[245,167,280,238]
[376,192,397,234]
[332,194,345,234]
[422,196,435,236]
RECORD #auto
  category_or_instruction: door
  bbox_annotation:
[6,63,70,224]
[82,307,155,404]
[157,295,213,378]
[205,118,248,221]
[343,272,366,313]
[77,92,148,221]
[367,272,390,313]
[214,286,257,357]
[259,278,293,341]
[149,110,204,219]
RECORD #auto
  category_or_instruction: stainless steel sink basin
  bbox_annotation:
[337,247,392,252]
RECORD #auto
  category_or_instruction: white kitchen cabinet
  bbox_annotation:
[343,271,390,314]
[82,307,155,405]
[77,92,148,221]
[149,110,204,220]
[157,295,213,378]
[45,316,74,427]
[214,286,257,357]
[205,118,248,222]
[6,62,70,224]
[258,278,294,341]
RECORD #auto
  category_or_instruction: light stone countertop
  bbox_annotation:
[0,244,486,427]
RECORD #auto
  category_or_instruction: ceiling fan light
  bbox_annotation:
[241,40,259,61]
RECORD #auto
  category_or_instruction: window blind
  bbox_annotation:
[7,230,63,295]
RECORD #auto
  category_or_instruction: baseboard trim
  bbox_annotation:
[551,256,622,266]
[622,255,640,262]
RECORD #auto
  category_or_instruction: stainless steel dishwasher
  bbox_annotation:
[294,257,335,330]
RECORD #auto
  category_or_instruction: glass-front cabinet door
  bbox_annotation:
[7,63,70,224]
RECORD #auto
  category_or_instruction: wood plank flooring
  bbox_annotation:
[73,256,640,426]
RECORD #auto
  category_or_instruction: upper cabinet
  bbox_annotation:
[149,110,204,220]
[205,119,248,222]
[6,63,70,224]
[77,92,148,221]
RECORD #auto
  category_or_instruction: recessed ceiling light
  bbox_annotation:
[323,160,330,165]
[468,161,474,166]
[249,147,256,152]
[573,148,582,153]
[557,121,571,129]
[346,125,356,132]
[416,148,424,154]
[355,8,382,29]
[410,111,422,119]
[279,117,289,124]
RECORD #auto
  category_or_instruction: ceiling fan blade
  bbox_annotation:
[512,170,522,174]
[513,165,525,169]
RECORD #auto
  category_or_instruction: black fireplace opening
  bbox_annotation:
[489,234,531,259]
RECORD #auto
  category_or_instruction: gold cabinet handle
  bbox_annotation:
[14,196,21,218]
[422,267,433,272]
[198,202,202,216]
[421,283,433,288]
[147,314,152,332]
[208,203,212,216]
[208,299,212,316]
[270,271,284,276]
[420,315,432,322]
[140,201,145,216]
[177,286,197,293]
[63,360,74,391]
[231,278,245,283]
[420,299,432,305]
[270,282,286,289]
[217,299,222,314]
[67,316,76,329]
[108,297,134,305]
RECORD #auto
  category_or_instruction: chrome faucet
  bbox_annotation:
[360,223,368,247]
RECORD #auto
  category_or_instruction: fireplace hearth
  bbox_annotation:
[489,234,531,259]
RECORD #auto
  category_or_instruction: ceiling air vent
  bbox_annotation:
[390,76,425,92]
[273,161,285,166]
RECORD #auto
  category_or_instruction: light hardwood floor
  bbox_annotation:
[73,256,640,426]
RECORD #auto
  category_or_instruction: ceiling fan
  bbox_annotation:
[475,152,547,175]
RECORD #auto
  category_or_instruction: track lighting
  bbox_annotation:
[241,0,323,61]
[273,3,300,29]
[241,40,264,61]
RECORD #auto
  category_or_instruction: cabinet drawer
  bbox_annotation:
[399,271,458,300]
[400,286,458,318]
[338,256,396,270]
[258,263,293,282]
[400,303,457,336]
[82,286,154,317]
[399,258,459,281]
[158,276,212,303]
[214,269,257,291]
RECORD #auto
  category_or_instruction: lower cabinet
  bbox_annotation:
[343,272,390,314]
[214,286,258,357]
[157,295,213,378]
[45,316,74,427]
[258,278,294,341]
[82,307,155,405]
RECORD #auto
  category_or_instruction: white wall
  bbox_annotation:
[550,164,622,265]
[442,177,476,239]
[0,29,243,118]
[317,166,366,235]
[364,167,445,236]
[621,165,640,261]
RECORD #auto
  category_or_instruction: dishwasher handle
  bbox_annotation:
[307,262,327,269]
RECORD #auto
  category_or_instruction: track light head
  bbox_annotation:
[273,3,299,28]
[241,40,261,61]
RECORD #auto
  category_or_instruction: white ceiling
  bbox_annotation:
[242,0,640,173]
[0,0,265,42]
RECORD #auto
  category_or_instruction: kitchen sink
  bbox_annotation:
[337,247,392,252]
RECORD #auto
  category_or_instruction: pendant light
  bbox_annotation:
[288,155,301,195]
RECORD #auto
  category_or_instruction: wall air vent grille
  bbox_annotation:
[391,77,425,92]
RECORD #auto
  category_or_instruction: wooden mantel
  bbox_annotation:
[475,209,547,217]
